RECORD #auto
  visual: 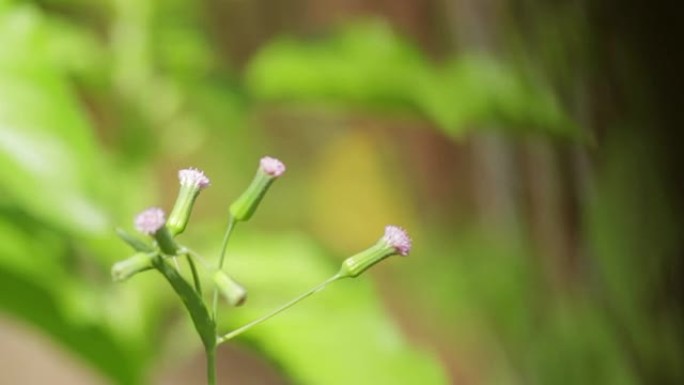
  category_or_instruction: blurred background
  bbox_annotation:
[1,0,682,384]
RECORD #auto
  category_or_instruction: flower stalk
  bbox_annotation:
[112,161,411,385]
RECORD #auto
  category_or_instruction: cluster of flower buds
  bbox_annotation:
[113,158,291,308]
[110,153,417,385]
[112,155,412,351]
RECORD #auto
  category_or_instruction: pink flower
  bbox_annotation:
[178,168,210,189]
[382,225,412,256]
[134,207,166,235]
[259,156,286,177]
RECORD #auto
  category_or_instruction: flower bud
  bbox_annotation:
[229,156,286,222]
[134,208,178,255]
[112,252,154,282]
[338,226,412,278]
[213,270,247,307]
[167,168,210,235]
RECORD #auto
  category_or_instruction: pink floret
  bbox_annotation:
[383,225,412,256]
[260,156,286,177]
[135,207,166,235]
[178,168,210,189]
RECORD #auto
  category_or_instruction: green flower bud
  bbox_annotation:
[134,208,178,255]
[213,270,247,307]
[112,252,155,282]
[229,156,285,222]
[167,168,210,235]
[339,226,412,278]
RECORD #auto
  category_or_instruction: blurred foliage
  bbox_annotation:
[1,0,682,385]
[216,233,446,385]
[246,20,578,138]
[0,1,446,384]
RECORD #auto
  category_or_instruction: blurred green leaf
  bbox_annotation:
[0,5,157,384]
[0,4,110,235]
[0,213,149,385]
[246,19,578,138]
[215,232,447,385]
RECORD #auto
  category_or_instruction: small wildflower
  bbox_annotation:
[259,156,286,177]
[135,207,166,235]
[134,207,178,255]
[338,225,412,278]
[179,168,211,189]
[168,168,211,235]
[229,156,286,222]
[382,226,412,256]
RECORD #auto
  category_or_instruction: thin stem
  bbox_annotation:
[217,216,237,269]
[185,254,202,295]
[217,274,343,344]
[212,216,237,319]
[182,248,211,270]
[206,347,216,385]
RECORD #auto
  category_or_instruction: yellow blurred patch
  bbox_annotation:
[308,129,412,256]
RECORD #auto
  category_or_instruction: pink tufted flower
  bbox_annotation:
[134,207,166,235]
[259,156,286,177]
[382,225,412,256]
[178,168,210,189]
[338,225,412,278]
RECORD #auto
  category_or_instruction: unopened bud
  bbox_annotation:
[112,252,155,282]
[339,226,412,278]
[168,168,210,235]
[213,270,247,307]
[134,208,178,255]
[229,156,285,221]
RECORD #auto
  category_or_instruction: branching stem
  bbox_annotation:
[217,274,343,344]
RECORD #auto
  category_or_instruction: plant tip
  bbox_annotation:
[260,156,286,177]
[383,225,412,256]
[134,207,166,235]
[179,168,210,189]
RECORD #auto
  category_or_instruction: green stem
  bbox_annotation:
[212,216,237,319]
[185,253,202,295]
[217,216,237,270]
[206,347,216,385]
[217,274,343,344]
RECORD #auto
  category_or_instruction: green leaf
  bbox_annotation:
[0,4,110,235]
[245,19,579,138]
[215,232,447,385]
[153,257,216,351]
[0,6,159,384]
[0,214,149,385]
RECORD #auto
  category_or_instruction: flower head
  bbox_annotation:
[382,225,412,256]
[338,225,412,278]
[134,207,166,235]
[230,156,286,221]
[178,168,210,189]
[259,156,286,177]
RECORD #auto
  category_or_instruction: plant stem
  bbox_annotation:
[212,216,237,319]
[206,347,217,385]
[217,274,343,344]
[185,253,202,295]
[217,216,237,270]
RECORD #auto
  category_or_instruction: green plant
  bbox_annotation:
[113,160,413,385]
